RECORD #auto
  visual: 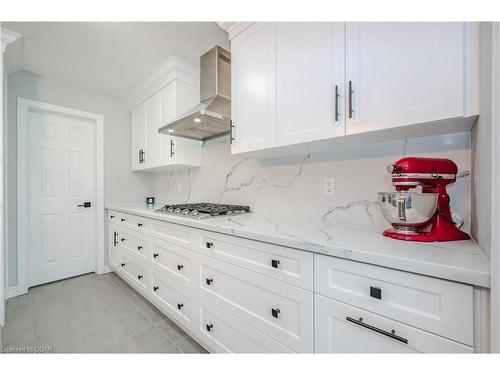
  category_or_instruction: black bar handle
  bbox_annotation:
[348,81,353,119]
[113,231,118,247]
[230,120,235,144]
[346,316,408,344]
[334,85,340,122]
[170,139,175,157]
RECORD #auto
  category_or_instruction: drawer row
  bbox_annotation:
[108,210,475,352]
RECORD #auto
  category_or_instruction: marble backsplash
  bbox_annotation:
[151,132,472,233]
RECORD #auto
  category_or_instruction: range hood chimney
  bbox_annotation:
[158,46,231,141]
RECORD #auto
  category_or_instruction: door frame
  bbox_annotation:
[17,98,105,295]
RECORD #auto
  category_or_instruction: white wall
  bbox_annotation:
[6,70,151,287]
[471,22,494,259]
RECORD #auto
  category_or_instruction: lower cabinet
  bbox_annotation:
[314,295,473,353]
[107,210,478,354]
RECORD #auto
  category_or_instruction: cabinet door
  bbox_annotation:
[231,23,277,154]
[277,23,345,146]
[108,223,121,269]
[315,295,473,353]
[145,91,163,168]
[345,22,464,135]
[131,103,146,170]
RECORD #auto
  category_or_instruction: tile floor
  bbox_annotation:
[1,272,208,353]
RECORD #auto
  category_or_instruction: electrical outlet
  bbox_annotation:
[324,178,335,196]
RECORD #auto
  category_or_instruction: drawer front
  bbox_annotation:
[114,212,149,232]
[151,271,193,329]
[120,229,149,261]
[197,254,313,352]
[314,254,474,345]
[151,237,194,288]
[195,230,313,290]
[193,296,294,353]
[118,253,149,292]
[150,219,193,248]
[315,295,472,353]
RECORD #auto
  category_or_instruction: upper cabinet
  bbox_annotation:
[345,22,465,135]
[129,58,202,172]
[231,23,277,154]
[277,23,346,146]
[229,22,479,155]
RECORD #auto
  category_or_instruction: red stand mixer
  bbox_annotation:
[378,157,470,242]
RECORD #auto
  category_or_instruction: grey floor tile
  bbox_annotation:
[155,317,188,344]
[104,327,181,353]
[177,336,208,354]
[134,299,166,324]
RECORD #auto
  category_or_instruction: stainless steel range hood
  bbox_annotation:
[159,46,231,141]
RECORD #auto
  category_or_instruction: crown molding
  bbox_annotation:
[125,56,199,109]
[217,22,254,40]
[1,28,21,53]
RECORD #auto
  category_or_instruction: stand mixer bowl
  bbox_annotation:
[378,192,438,234]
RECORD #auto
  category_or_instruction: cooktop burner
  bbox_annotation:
[154,203,251,219]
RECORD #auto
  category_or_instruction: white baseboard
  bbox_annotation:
[7,286,19,299]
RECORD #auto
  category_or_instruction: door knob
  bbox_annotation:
[77,202,91,208]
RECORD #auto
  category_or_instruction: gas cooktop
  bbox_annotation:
[154,203,251,220]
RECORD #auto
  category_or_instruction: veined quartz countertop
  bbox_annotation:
[106,204,490,288]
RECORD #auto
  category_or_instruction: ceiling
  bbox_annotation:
[2,22,230,99]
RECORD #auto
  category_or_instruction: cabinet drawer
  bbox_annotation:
[195,230,313,290]
[150,219,193,248]
[193,296,294,353]
[120,230,149,261]
[197,254,313,352]
[151,271,193,329]
[314,254,474,345]
[108,210,120,224]
[116,213,149,232]
[118,253,149,293]
[315,295,472,353]
[150,237,194,288]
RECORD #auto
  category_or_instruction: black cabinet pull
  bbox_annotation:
[177,303,184,310]
[170,139,175,157]
[120,218,126,222]
[271,308,280,318]
[370,286,382,300]
[206,323,213,332]
[120,263,125,267]
[113,231,118,247]
[206,278,213,286]
[206,242,213,249]
[137,223,143,227]
[121,238,125,242]
[230,120,235,144]
[77,201,91,208]
[348,80,354,118]
[137,275,143,280]
[153,286,159,292]
[334,84,340,122]
[153,253,159,258]
[137,246,143,251]
[271,259,280,269]
[177,264,184,271]
[110,215,115,219]
[346,316,408,344]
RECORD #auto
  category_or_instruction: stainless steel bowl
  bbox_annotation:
[378,192,438,233]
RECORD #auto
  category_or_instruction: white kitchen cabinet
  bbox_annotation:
[315,295,473,353]
[345,22,466,135]
[231,23,277,154]
[276,23,346,146]
[108,223,121,270]
[131,102,146,170]
[229,22,478,155]
[131,80,201,172]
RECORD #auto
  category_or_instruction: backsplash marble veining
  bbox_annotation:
[151,132,471,233]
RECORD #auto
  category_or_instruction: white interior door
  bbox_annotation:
[27,110,97,287]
